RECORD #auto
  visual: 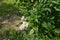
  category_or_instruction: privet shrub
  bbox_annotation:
[0,0,60,39]
[17,0,60,38]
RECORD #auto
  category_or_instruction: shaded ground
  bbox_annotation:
[0,1,30,40]
[0,1,29,32]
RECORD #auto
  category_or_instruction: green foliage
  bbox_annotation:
[0,0,60,40]
[18,0,60,39]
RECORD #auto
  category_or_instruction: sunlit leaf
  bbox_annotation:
[52,1,59,4]
[29,28,34,35]
[54,29,60,33]
[54,7,60,11]
[42,22,47,29]
[42,8,51,12]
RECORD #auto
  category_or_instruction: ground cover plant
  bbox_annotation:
[0,0,60,40]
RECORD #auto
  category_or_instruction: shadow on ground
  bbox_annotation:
[0,2,23,28]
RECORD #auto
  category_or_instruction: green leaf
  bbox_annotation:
[54,29,60,33]
[42,22,47,29]
[52,1,59,4]
[42,8,51,12]
[54,7,60,11]
[31,0,34,2]
[50,16,55,20]
[29,28,34,35]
